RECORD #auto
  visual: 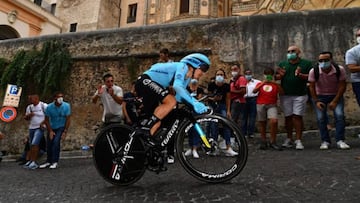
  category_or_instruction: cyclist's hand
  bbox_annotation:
[193,101,208,114]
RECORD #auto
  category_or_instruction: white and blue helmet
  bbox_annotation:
[180,53,211,72]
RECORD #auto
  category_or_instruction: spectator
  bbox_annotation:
[346,28,360,160]
[22,94,48,169]
[158,48,173,63]
[229,64,247,137]
[309,51,350,150]
[276,45,312,150]
[92,73,124,126]
[243,69,261,138]
[123,81,142,126]
[39,91,71,169]
[184,78,204,158]
[208,69,238,156]
[253,68,284,150]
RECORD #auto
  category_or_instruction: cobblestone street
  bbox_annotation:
[1,132,360,202]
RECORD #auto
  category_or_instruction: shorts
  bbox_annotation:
[280,95,308,117]
[256,104,278,121]
[29,128,45,146]
[135,74,169,115]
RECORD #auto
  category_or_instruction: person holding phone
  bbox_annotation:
[92,72,124,126]
[308,51,349,150]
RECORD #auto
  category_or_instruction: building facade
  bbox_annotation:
[0,0,62,40]
[2,0,360,37]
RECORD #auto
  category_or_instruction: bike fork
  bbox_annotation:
[194,123,211,148]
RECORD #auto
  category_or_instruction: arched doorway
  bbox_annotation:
[0,25,20,40]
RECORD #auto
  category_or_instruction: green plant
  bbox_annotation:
[0,40,72,103]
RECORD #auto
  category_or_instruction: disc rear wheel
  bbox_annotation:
[93,123,146,186]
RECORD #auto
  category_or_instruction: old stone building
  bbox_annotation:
[2,0,360,37]
[0,0,62,39]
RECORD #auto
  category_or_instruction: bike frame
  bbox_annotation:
[116,106,212,171]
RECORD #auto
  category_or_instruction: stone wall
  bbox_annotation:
[1,8,360,153]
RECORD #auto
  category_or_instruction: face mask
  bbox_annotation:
[56,97,63,104]
[216,75,224,83]
[357,36,360,44]
[231,71,239,77]
[190,79,198,84]
[287,53,297,60]
[319,61,331,69]
[245,75,252,81]
[264,75,273,81]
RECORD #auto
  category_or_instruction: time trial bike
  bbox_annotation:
[93,96,248,186]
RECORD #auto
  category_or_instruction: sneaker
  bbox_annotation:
[39,162,51,169]
[259,141,268,150]
[320,141,330,150]
[207,148,220,156]
[28,161,39,170]
[22,161,32,169]
[269,143,283,151]
[184,149,192,156]
[295,139,304,150]
[192,149,199,158]
[49,162,58,169]
[218,140,226,150]
[167,156,175,164]
[282,138,293,148]
[337,140,350,150]
[224,148,238,157]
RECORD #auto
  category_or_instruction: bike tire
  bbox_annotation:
[176,114,248,183]
[93,123,146,186]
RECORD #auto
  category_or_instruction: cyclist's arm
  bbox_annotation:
[172,66,197,106]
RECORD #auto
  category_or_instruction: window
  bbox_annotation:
[50,3,56,15]
[127,4,137,23]
[180,0,189,14]
[34,0,42,6]
[70,23,77,32]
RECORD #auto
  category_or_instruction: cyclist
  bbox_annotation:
[135,53,210,140]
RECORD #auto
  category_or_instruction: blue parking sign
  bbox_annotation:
[9,85,18,95]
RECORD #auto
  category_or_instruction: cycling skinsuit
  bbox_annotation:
[135,62,194,115]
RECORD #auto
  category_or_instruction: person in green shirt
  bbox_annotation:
[276,45,312,150]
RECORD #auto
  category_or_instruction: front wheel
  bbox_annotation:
[93,123,146,186]
[176,114,248,183]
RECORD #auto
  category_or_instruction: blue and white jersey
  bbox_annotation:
[144,62,195,105]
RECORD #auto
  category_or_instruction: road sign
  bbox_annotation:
[0,106,17,122]
[3,84,22,107]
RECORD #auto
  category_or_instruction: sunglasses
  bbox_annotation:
[318,59,330,62]
[199,64,209,73]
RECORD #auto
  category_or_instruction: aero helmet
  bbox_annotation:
[180,53,211,72]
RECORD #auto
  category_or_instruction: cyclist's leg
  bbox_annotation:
[135,74,176,136]
[150,95,176,135]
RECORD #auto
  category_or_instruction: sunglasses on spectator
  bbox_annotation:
[318,59,330,62]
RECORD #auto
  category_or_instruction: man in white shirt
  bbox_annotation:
[243,69,261,138]
[23,94,47,169]
[92,73,124,125]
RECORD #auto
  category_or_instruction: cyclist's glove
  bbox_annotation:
[193,101,208,114]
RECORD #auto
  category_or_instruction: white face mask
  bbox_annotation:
[56,97,63,104]
[231,71,238,77]
[357,36,360,44]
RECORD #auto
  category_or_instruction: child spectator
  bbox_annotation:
[253,68,284,150]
